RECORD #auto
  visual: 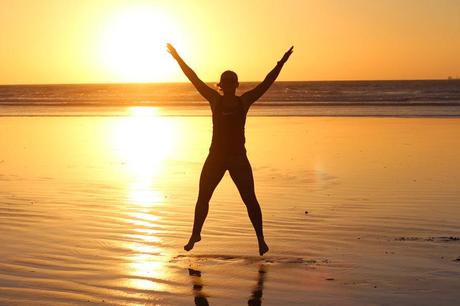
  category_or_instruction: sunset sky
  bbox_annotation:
[1,0,459,84]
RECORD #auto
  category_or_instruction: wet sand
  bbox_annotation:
[1,115,460,305]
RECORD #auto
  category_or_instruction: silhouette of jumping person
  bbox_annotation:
[167,43,293,256]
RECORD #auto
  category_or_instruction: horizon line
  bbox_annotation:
[1,77,459,87]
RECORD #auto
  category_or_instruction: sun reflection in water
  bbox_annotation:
[128,181,164,207]
[112,107,175,178]
[126,254,168,291]
[111,106,177,204]
[110,106,178,292]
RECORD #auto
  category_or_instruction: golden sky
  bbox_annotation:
[1,0,459,84]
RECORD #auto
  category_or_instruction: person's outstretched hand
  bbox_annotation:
[166,43,179,59]
[279,46,294,64]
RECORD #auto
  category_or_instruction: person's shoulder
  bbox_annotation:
[209,93,222,109]
[238,95,251,111]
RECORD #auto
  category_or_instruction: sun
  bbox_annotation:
[99,6,184,82]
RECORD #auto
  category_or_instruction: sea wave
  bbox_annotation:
[1,80,459,106]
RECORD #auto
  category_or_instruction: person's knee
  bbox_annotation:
[196,197,210,208]
[242,195,258,208]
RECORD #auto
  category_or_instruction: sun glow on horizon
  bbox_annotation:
[99,6,185,82]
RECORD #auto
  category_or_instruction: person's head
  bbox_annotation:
[217,70,239,94]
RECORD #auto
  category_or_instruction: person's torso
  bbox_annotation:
[210,96,247,155]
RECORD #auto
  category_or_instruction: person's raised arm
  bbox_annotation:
[167,43,219,103]
[241,46,293,107]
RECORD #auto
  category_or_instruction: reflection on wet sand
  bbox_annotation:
[113,107,178,292]
[188,265,267,306]
[248,265,267,306]
[189,268,208,306]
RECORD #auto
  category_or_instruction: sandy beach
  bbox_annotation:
[1,115,460,305]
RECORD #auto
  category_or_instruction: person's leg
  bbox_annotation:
[185,154,226,251]
[228,154,269,255]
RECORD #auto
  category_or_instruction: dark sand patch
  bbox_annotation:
[395,236,459,242]
[171,254,317,266]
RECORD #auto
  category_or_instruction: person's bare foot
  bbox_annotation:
[184,234,201,251]
[258,239,269,256]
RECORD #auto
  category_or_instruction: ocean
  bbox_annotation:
[1,80,460,116]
